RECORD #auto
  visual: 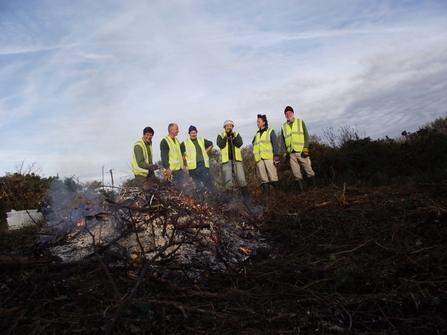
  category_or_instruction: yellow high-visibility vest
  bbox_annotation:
[281,119,305,152]
[219,131,242,163]
[253,128,274,162]
[132,138,151,177]
[164,136,182,171]
[183,138,210,169]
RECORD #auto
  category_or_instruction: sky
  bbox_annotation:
[1,0,446,185]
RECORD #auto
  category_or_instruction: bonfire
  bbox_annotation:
[35,181,271,279]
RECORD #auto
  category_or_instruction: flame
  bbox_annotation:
[177,194,213,215]
[240,247,251,256]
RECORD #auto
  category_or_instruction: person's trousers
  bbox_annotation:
[289,152,315,180]
[171,169,185,184]
[256,159,278,183]
[189,161,214,190]
[222,160,247,190]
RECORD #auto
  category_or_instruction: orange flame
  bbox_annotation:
[240,247,251,256]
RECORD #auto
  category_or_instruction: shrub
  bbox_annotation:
[0,173,57,226]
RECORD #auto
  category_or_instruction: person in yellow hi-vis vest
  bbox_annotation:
[252,114,280,196]
[131,126,158,189]
[160,123,185,184]
[281,106,316,193]
[180,125,214,191]
[216,120,249,201]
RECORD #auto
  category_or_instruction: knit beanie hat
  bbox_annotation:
[188,125,198,133]
[284,106,294,114]
[223,120,234,127]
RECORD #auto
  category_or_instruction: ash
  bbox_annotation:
[35,182,272,279]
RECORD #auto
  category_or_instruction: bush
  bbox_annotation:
[315,120,447,186]
[0,173,57,226]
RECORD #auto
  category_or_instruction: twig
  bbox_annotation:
[335,182,348,206]
[333,239,371,255]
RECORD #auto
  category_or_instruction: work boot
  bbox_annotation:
[295,179,304,194]
[241,186,250,202]
[261,183,270,196]
[271,181,279,194]
[307,176,316,189]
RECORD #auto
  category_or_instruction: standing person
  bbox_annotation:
[132,126,157,189]
[216,120,249,201]
[181,125,214,191]
[252,114,280,196]
[281,106,316,193]
[160,123,184,184]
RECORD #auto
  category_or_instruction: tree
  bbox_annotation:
[322,125,366,148]
[13,160,43,176]
[0,173,57,225]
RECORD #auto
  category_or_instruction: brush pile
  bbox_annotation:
[33,182,269,278]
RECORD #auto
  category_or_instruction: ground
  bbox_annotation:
[1,182,446,334]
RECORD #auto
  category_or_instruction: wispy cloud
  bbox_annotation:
[1,0,446,182]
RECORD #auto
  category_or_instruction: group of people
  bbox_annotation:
[131,105,316,198]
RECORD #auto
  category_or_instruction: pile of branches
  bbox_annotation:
[1,182,447,334]
[31,182,267,272]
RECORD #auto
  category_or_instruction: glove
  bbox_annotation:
[164,172,173,181]
[301,148,309,158]
[273,156,280,166]
[282,152,290,164]
[226,131,234,139]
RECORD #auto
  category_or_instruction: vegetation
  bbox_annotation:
[0,173,55,228]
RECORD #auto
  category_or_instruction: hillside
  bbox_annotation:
[1,182,446,334]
